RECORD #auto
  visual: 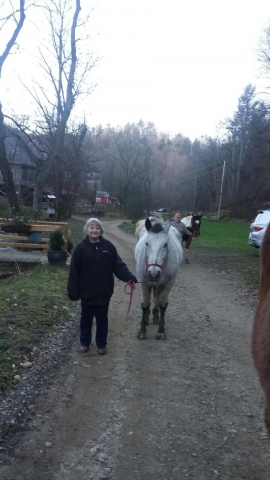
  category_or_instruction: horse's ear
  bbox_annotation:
[164,219,171,234]
[145,218,152,231]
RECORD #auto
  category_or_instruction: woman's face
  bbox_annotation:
[87,222,102,242]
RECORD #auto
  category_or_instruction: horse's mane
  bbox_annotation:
[260,223,270,268]
[148,216,163,222]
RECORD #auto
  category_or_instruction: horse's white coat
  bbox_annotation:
[181,215,192,228]
[135,219,182,310]
[135,216,163,242]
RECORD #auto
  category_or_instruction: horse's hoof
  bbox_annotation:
[137,331,147,340]
[153,317,159,325]
[155,332,166,340]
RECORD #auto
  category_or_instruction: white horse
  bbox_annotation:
[135,218,183,340]
[135,216,163,242]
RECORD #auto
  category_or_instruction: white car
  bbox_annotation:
[249,210,270,248]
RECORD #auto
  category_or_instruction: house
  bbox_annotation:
[96,191,111,204]
[0,126,41,205]
[0,127,103,211]
[85,172,101,191]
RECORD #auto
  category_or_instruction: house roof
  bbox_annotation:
[5,125,46,165]
[96,191,110,197]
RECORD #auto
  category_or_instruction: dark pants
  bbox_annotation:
[80,303,109,349]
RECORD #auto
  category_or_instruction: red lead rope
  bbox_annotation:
[124,280,137,316]
[124,279,149,316]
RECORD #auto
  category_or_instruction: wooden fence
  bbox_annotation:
[0,220,68,250]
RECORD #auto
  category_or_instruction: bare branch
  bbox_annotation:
[0,0,26,76]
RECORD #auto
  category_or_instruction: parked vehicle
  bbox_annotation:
[157,208,167,212]
[249,210,270,248]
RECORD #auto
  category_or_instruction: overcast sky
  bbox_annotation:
[2,0,270,141]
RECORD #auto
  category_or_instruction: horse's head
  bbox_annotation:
[190,214,202,237]
[144,218,170,282]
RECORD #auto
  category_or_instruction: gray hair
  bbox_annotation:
[84,217,105,235]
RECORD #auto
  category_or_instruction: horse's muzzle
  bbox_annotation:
[148,269,161,282]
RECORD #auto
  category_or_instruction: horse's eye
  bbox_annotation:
[146,242,148,246]
[164,243,167,248]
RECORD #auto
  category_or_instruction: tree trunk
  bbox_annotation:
[33,184,43,212]
[0,105,20,214]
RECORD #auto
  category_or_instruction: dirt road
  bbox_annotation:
[0,220,269,480]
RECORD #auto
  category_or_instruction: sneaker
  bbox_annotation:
[97,348,107,355]
[80,346,89,353]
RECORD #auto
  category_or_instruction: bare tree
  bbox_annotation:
[100,124,148,216]
[0,0,26,213]
[23,0,96,218]
[257,23,270,90]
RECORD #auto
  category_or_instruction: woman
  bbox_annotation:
[171,213,194,263]
[170,213,193,241]
[67,218,137,355]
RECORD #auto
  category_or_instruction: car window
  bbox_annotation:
[254,213,263,222]
[255,211,270,224]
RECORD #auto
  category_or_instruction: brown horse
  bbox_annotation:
[252,222,270,433]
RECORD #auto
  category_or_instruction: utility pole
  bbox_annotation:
[193,154,198,212]
[217,160,226,221]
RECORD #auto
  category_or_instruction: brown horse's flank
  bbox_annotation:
[252,222,270,433]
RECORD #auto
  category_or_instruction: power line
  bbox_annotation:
[196,166,224,179]
[191,160,223,174]
[177,164,224,182]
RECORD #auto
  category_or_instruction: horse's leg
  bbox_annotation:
[156,303,168,340]
[137,285,151,340]
[155,280,175,340]
[152,286,159,324]
[154,284,166,340]
[185,236,193,264]
[265,395,270,434]
[137,303,150,339]
[259,377,270,434]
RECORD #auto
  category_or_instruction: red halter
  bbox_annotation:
[145,248,166,272]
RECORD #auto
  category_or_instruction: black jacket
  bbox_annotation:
[67,236,137,305]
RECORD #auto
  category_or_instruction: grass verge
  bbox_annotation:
[0,218,86,396]
[0,264,74,395]
[68,217,85,248]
